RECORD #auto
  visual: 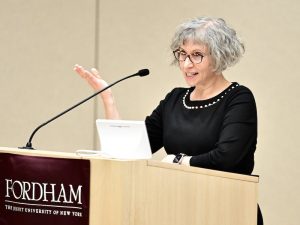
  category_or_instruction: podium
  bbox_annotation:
[0,147,258,225]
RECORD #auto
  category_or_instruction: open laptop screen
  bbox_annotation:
[96,119,152,160]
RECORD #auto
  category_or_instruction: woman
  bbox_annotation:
[74,16,263,224]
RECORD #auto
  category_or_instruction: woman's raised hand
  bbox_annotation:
[73,64,106,90]
[74,64,120,119]
[73,64,113,101]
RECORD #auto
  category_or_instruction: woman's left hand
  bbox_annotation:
[161,154,176,164]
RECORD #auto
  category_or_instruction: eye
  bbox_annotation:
[192,52,203,57]
[179,51,187,56]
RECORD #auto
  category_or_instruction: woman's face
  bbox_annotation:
[178,40,217,87]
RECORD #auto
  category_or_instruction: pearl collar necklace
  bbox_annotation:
[182,83,239,109]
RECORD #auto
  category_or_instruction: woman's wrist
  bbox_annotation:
[173,153,191,166]
[101,96,120,120]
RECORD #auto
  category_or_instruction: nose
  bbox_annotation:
[183,56,193,68]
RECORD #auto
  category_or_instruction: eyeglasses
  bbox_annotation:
[173,49,204,64]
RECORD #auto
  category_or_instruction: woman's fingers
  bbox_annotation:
[74,64,95,79]
[161,154,176,164]
[91,68,101,78]
[74,64,87,78]
[86,73,107,90]
[74,64,107,91]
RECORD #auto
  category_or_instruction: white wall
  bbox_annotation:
[0,0,96,151]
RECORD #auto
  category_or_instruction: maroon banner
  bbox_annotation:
[0,153,90,225]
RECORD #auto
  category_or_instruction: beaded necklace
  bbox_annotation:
[182,83,239,110]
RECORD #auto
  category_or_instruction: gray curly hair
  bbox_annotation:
[170,17,245,73]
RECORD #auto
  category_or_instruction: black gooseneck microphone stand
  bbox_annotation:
[19,69,149,150]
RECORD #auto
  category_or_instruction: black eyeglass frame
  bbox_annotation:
[173,49,205,64]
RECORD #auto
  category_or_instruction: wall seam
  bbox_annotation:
[93,0,100,150]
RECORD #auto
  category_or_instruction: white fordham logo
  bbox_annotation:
[5,179,82,205]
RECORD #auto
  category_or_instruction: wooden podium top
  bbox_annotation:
[0,146,258,183]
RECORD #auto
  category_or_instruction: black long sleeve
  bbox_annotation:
[145,83,257,175]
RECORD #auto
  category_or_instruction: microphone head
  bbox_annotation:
[138,69,150,77]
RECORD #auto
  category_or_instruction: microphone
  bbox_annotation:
[137,69,149,77]
[19,69,150,150]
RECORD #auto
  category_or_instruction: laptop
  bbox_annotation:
[96,119,152,160]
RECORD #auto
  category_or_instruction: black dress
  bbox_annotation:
[145,82,263,224]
